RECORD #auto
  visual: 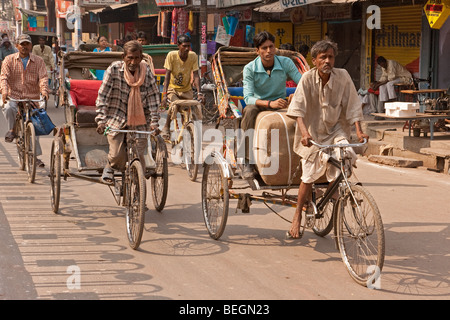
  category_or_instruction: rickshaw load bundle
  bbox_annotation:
[253,109,302,186]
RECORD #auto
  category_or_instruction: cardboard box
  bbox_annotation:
[385,102,419,117]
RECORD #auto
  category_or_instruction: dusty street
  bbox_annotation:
[0,99,449,302]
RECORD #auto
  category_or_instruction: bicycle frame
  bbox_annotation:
[105,128,156,205]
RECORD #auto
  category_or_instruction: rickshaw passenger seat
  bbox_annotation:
[69,79,103,127]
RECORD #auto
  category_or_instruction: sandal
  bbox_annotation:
[161,127,170,140]
[36,159,45,168]
[5,131,16,143]
[101,168,114,184]
[285,230,302,240]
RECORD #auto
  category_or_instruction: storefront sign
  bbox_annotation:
[138,0,159,17]
[424,0,450,29]
[56,0,73,18]
[279,0,323,10]
[155,0,186,6]
[12,0,21,21]
[322,4,352,21]
[81,0,123,6]
[217,0,260,9]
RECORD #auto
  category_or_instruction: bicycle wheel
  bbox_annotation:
[336,184,385,287]
[125,160,146,250]
[202,91,218,124]
[313,195,335,237]
[184,122,199,182]
[15,119,25,171]
[25,122,37,183]
[54,79,60,108]
[151,135,168,212]
[50,139,61,213]
[201,156,229,240]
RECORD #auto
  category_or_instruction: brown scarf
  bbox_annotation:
[124,61,147,126]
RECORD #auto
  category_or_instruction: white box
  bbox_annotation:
[385,102,419,117]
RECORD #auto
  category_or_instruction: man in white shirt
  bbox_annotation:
[286,40,369,239]
[370,56,412,113]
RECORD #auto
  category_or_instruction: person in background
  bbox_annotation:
[298,44,310,59]
[32,36,55,86]
[279,43,295,52]
[93,35,112,80]
[1,34,48,167]
[0,37,18,65]
[136,31,155,74]
[370,56,413,113]
[160,34,202,139]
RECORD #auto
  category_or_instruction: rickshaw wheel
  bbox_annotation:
[125,160,146,250]
[151,135,168,212]
[202,157,229,240]
[50,139,61,213]
[25,122,37,183]
[184,122,198,182]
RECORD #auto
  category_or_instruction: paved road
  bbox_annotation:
[0,98,449,301]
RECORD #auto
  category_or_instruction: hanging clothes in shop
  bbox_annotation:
[178,8,188,37]
[188,11,194,33]
[171,9,178,44]
[28,16,37,31]
[162,11,171,38]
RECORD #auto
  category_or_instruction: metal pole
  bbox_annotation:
[200,0,207,76]
[73,0,82,50]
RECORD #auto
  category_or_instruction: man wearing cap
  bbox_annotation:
[1,34,48,167]
[0,37,18,64]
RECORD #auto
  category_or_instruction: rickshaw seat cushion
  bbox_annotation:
[69,79,102,127]
[69,79,103,108]
[76,105,97,127]
[254,109,302,186]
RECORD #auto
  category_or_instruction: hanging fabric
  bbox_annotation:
[188,11,194,33]
[171,9,178,44]
[178,8,188,36]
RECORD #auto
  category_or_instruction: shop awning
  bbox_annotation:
[254,1,284,13]
[89,2,137,14]
[19,8,47,16]
[277,0,359,11]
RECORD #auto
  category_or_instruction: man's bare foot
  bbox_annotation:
[287,213,302,239]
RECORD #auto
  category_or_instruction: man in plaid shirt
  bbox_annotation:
[1,34,48,166]
[96,40,160,183]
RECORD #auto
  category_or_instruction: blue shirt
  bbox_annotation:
[93,47,111,80]
[243,55,301,106]
[21,56,30,70]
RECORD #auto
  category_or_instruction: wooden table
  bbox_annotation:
[400,89,447,95]
[372,113,450,140]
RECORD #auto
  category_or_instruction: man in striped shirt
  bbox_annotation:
[1,34,48,166]
[96,40,160,183]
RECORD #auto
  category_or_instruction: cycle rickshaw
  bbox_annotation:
[49,51,169,249]
[201,46,385,286]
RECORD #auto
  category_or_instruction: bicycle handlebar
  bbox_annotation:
[310,138,367,149]
[104,127,157,136]
[8,98,45,103]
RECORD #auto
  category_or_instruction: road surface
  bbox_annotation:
[0,98,448,302]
